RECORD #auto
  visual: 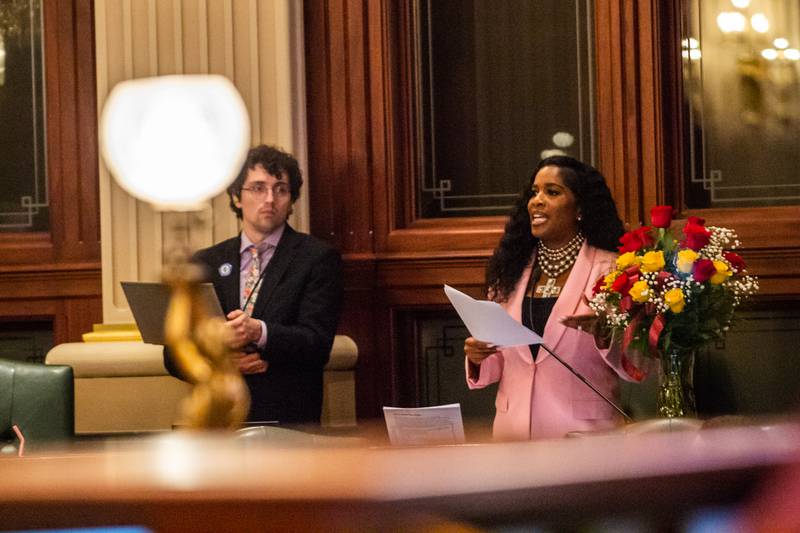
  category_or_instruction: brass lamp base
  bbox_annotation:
[163,251,250,429]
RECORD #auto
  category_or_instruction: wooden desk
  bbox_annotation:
[1,421,799,531]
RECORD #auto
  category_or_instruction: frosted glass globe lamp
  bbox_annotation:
[100,75,250,211]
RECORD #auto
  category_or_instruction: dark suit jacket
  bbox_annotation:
[165,225,343,424]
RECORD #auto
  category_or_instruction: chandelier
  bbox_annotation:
[0,0,32,43]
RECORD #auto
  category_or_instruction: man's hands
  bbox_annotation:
[232,351,268,374]
[225,309,268,374]
[226,309,263,349]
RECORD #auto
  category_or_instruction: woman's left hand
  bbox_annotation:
[560,313,612,349]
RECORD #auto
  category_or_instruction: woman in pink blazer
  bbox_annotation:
[465,156,641,440]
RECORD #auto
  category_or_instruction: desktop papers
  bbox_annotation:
[383,404,465,446]
[444,284,542,347]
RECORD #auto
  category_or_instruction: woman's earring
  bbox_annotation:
[577,213,582,221]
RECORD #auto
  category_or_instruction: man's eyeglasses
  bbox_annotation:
[240,182,291,198]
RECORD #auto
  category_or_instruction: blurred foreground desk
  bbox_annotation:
[1,422,799,531]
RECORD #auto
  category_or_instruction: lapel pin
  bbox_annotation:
[218,263,233,277]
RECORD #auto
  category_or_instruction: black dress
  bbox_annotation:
[522,295,557,360]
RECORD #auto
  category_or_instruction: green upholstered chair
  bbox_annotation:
[0,358,74,451]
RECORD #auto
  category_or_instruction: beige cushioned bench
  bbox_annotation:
[46,335,358,434]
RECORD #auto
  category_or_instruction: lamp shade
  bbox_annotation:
[100,75,250,211]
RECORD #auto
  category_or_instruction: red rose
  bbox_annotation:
[682,221,711,251]
[655,270,674,287]
[693,258,716,282]
[687,216,706,226]
[723,251,746,273]
[650,205,673,228]
[611,272,630,294]
[618,226,654,253]
[610,271,638,297]
[624,263,641,277]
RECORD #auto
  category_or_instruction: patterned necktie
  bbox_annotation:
[242,245,261,315]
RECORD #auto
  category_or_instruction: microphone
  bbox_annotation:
[539,343,632,422]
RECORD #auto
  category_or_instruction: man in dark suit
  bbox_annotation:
[165,145,343,424]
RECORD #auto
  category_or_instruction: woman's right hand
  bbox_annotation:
[464,337,499,366]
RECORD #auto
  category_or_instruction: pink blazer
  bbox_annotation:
[466,243,638,441]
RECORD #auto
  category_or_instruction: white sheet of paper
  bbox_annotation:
[383,403,465,446]
[444,284,543,347]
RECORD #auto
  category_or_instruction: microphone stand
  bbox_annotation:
[539,343,632,422]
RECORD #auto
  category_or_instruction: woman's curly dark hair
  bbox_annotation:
[486,156,624,302]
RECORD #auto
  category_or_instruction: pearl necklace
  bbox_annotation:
[537,232,584,278]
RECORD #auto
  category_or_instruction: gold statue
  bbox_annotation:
[163,251,250,429]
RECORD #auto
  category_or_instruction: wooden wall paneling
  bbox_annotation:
[0,265,100,300]
[0,300,60,329]
[393,308,420,408]
[40,0,65,263]
[61,296,103,345]
[367,0,393,252]
[0,267,102,346]
[621,0,644,225]
[342,0,373,253]
[595,0,668,228]
[595,1,626,221]
[0,295,101,347]
[47,0,101,264]
[0,0,101,344]
[393,0,416,233]
[339,258,378,416]
[325,0,351,251]
[51,0,78,256]
[305,0,340,248]
[306,0,382,416]
[635,0,665,212]
[73,0,101,255]
[657,0,684,211]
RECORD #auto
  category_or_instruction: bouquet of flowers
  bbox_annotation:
[588,206,758,415]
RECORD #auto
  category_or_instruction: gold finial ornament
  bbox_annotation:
[163,252,250,429]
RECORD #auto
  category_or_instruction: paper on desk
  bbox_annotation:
[383,403,465,446]
[444,284,543,347]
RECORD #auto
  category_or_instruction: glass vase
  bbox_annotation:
[656,348,696,418]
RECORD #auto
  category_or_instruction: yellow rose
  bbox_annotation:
[640,250,666,273]
[676,249,698,274]
[709,260,732,285]
[603,271,618,290]
[629,280,650,303]
[664,288,685,313]
[616,252,640,270]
